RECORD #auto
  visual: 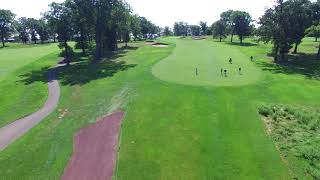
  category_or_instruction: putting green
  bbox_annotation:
[152,38,262,86]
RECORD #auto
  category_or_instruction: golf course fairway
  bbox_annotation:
[152,38,262,86]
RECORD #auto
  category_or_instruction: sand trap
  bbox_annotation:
[145,40,155,45]
[61,112,124,180]
[192,36,206,40]
[152,42,169,48]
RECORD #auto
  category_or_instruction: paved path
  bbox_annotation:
[0,65,61,151]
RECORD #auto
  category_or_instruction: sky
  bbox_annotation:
[1,0,311,28]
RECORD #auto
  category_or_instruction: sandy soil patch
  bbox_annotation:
[61,112,124,180]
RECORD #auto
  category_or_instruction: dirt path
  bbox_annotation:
[0,63,62,151]
[61,112,124,180]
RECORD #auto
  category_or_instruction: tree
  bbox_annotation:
[189,25,201,36]
[199,21,208,35]
[173,22,188,36]
[140,17,156,38]
[130,15,141,40]
[37,18,50,43]
[306,24,320,42]
[233,11,252,45]
[163,26,172,36]
[114,1,132,47]
[310,0,320,25]
[258,0,295,62]
[212,20,227,42]
[46,2,74,65]
[0,9,15,47]
[17,17,29,44]
[220,10,235,42]
[26,18,39,44]
[287,0,312,53]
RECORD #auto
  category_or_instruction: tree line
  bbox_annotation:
[169,0,320,61]
[0,0,160,62]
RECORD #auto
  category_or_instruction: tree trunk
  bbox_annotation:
[64,40,70,66]
[293,43,298,54]
[230,33,234,43]
[53,36,56,43]
[219,36,222,42]
[274,45,279,62]
[80,27,86,55]
[317,42,320,59]
[280,52,285,62]
[240,35,243,45]
[315,37,318,42]
[1,30,5,47]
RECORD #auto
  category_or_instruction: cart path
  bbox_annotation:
[0,63,62,151]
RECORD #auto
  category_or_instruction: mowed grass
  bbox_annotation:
[152,37,262,86]
[0,43,59,127]
[0,43,59,80]
[0,38,319,179]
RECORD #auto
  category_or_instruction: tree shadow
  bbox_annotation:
[226,42,258,47]
[19,47,138,86]
[257,53,320,80]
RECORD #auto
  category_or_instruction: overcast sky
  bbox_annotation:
[1,0,315,27]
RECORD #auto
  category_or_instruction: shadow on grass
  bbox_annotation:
[257,53,320,79]
[226,42,258,47]
[19,46,138,86]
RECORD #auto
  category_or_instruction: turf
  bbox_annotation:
[0,38,319,179]
[0,43,59,81]
[152,38,262,86]
[0,43,59,127]
[258,104,320,179]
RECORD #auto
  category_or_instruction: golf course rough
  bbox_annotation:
[152,38,262,86]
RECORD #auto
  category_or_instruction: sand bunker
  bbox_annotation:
[192,36,206,40]
[145,40,155,45]
[151,42,169,48]
[61,112,124,180]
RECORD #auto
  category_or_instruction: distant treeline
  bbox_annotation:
[0,0,161,62]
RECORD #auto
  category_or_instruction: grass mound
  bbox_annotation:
[258,104,320,179]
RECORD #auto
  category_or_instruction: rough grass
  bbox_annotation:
[259,104,320,179]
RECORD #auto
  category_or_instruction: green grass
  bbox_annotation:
[0,43,60,127]
[0,43,59,81]
[0,37,319,179]
[258,104,320,179]
[152,37,262,86]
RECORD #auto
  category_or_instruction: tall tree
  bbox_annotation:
[0,9,15,47]
[173,22,188,36]
[17,17,29,44]
[189,25,201,36]
[37,18,50,43]
[199,21,208,35]
[233,11,252,45]
[46,2,74,65]
[220,10,235,42]
[212,20,227,42]
[258,0,295,62]
[287,0,312,53]
[130,15,141,41]
[163,26,172,36]
[26,18,39,44]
